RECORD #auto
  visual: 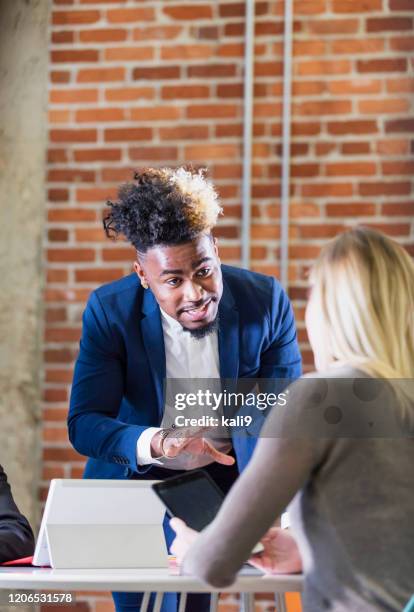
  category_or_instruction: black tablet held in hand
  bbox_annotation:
[152,469,225,532]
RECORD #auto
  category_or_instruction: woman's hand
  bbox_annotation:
[249,527,302,574]
[170,518,199,565]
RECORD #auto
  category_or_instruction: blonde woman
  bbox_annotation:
[171,227,414,611]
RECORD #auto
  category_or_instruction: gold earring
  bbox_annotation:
[141,280,148,290]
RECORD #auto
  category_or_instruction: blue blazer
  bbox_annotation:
[68,265,302,479]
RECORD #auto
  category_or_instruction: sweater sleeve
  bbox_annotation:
[181,377,332,587]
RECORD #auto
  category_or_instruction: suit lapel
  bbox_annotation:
[141,289,166,420]
[218,279,239,380]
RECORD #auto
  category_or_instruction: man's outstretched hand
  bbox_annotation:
[150,427,235,466]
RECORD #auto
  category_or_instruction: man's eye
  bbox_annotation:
[196,268,211,277]
[167,278,181,287]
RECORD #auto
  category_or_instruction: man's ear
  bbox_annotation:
[212,236,220,262]
[134,260,146,284]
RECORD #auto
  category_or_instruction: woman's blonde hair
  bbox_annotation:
[309,227,414,412]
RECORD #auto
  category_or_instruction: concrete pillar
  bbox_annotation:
[0,0,49,529]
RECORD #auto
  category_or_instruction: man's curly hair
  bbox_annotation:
[103,167,223,253]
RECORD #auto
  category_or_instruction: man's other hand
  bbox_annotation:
[150,427,235,466]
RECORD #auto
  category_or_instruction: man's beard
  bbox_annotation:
[182,314,220,339]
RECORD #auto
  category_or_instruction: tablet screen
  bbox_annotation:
[152,470,225,532]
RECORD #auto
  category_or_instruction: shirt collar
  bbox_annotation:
[159,307,184,334]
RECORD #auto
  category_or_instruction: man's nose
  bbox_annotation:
[182,280,204,302]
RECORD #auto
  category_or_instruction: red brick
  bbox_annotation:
[43,448,84,462]
[129,146,178,161]
[341,142,371,154]
[390,36,414,52]
[291,122,321,136]
[51,31,75,44]
[376,139,409,155]
[46,269,69,283]
[48,208,97,222]
[254,61,284,77]
[79,29,127,43]
[48,248,95,262]
[45,308,67,324]
[367,17,413,32]
[215,124,243,138]
[358,182,411,196]
[162,85,210,100]
[218,1,269,17]
[106,7,155,22]
[387,77,414,94]
[297,59,351,75]
[254,22,285,36]
[390,0,413,7]
[366,223,411,236]
[331,38,385,53]
[216,83,243,98]
[130,106,180,121]
[105,87,154,101]
[163,5,213,19]
[382,201,414,216]
[51,70,71,83]
[48,149,68,163]
[301,183,354,197]
[52,10,100,25]
[50,129,97,143]
[48,169,95,182]
[217,43,245,57]
[326,203,376,216]
[357,58,407,73]
[295,100,351,115]
[326,162,377,176]
[197,26,220,39]
[104,47,154,61]
[187,64,237,78]
[133,26,182,41]
[293,0,327,14]
[49,109,71,124]
[50,89,98,104]
[77,68,125,83]
[332,0,382,11]
[101,168,133,182]
[253,102,283,117]
[48,228,69,242]
[45,328,82,342]
[76,187,117,202]
[74,148,122,162]
[214,225,239,239]
[186,104,239,119]
[385,118,414,132]
[291,163,320,177]
[132,66,180,80]
[76,108,125,122]
[358,99,409,114]
[382,161,414,175]
[327,120,378,135]
[48,189,69,202]
[102,248,135,261]
[75,269,123,282]
[104,127,152,142]
[75,229,106,242]
[51,49,99,63]
[307,18,359,34]
[300,224,346,238]
[159,125,209,140]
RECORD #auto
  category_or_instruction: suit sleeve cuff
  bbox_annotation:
[136,427,164,466]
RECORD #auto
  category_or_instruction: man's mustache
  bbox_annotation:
[178,296,217,315]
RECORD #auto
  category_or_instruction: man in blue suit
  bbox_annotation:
[68,167,302,611]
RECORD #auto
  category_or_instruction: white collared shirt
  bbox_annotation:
[136,307,231,468]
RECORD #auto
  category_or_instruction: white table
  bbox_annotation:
[0,567,303,612]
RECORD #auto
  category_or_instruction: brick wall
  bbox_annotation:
[43,0,413,609]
